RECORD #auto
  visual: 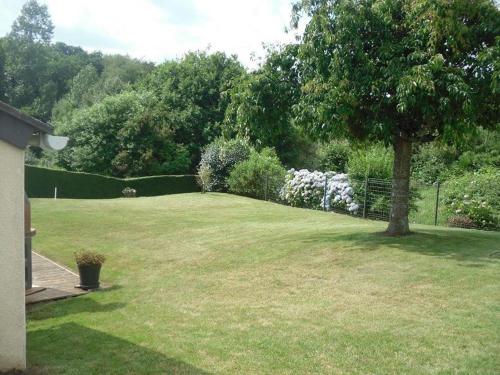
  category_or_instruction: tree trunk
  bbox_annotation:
[386,133,412,235]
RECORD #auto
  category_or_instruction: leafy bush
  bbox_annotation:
[347,144,393,218]
[228,148,286,200]
[347,143,393,181]
[454,128,500,174]
[75,251,106,267]
[198,138,252,192]
[318,140,350,173]
[196,164,212,193]
[280,169,359,213]
[411,142,458,183]
[412,128,499,184]
[442,169,500,230]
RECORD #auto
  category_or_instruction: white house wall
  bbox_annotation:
[0,139,26,370]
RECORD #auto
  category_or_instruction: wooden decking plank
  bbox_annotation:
[26,251,88,305]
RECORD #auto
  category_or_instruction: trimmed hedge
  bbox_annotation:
[25,165,199,199]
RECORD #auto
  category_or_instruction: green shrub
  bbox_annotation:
[346,144,393,218]
[411,142,458,183]
[347,143,393,181]
[454,128,500,173]
[198,138,252,192]
[25,165,199,199]
[411,128,500,184]
[196,164,212,193]
[442,169,499,230]
[318,140,350,172]
[228,148,286,201]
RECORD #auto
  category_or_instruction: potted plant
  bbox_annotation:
[75,251,105,290]
[122,187,136,198]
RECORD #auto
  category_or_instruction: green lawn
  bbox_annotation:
[28,193,500,374]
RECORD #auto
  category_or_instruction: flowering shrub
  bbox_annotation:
[442,169,499,230]
[198,138,252,192]
[280,169,359,213]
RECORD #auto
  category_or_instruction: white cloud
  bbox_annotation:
[36,0,301,68]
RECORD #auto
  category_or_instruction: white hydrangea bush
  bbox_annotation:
[280,169,359,213]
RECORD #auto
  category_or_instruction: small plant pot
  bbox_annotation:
[77,264,102,290]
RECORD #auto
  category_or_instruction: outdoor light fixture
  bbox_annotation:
[29,133,69,151]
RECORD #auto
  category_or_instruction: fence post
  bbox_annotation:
[434,180,440,226]
[323,177,328,211]
[362,176,368,218]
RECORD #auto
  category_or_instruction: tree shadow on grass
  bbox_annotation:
[28,322,211,374]
[298,227,500,264]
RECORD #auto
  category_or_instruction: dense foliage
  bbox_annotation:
[75,251,106,267]
[442,169,500,230]
[317,141,350,173]
[223,45,310,165]
[412,127,500,183]
[198,138,253,192]
[141,51,245,169]
[52,55,153,125]
[347,144,394,181]
[228,148,286,200]
[56,91,190,177]
[1,0,105,121]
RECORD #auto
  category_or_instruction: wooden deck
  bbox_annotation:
[26,251,88,305]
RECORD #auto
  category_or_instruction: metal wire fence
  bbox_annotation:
[252,173,494,231]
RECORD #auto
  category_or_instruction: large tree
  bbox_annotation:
[10,0,54,44]
[293,0,499,235]
[141,51,245,169]
[223,44,305,164]
[55,90,190,177]
[3,0,106,120]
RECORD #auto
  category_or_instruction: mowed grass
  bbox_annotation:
[28,193,500,374]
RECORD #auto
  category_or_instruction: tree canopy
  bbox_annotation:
[56,90,190,177]
[140,51,246,169]
[223,44,307,165]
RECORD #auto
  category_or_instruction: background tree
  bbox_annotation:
[9,0,53,44]
[293,0,500,235]
[56,90,190,177]
[141,51,245,169]
[223,44,309,165]
[3,0,54,118]
[2,0,106,120]
[51,55,151,125]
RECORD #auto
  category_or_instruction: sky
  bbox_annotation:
[0,0,304,69]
